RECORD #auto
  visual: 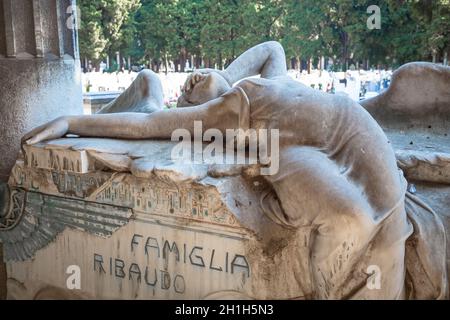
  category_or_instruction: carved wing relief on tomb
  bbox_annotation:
[0,188,132,261]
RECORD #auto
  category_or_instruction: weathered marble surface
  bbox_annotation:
[361,63,450,185]
[0,0,83,298]
[359,62,450,296]
[0,0,83,182]
[3,139,311,299]
[0,243,5,300]
[0,137,448,299]
[361,62,450,129]
[411,182,450,281]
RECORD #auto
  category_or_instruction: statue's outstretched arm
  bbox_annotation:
[22,87,249,145]
[222,41,287,84]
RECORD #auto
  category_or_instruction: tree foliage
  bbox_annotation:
[78,0,450,71]
[79,0,140,61]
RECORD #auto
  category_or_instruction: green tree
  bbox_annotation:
[78,0,140,69]
[78,1,107,61]
[78,0,450,72]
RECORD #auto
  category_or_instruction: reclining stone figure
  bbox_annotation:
[21,41,448,299]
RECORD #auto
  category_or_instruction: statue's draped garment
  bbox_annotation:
[233,76,447,299]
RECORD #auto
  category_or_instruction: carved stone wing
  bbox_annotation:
[0,188,132,262]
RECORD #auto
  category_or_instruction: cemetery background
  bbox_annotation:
[77,0,447,114]
[81,67,392,114]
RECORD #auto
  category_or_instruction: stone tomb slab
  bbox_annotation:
[2,138,313,299]
[4,136,450,299]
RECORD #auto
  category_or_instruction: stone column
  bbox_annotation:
[0,0,83,299]
[0,0,83,181]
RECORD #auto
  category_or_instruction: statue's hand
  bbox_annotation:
[182,69,231,94]
[178,69,232,108]
[181,70,208,94]
[21,117,69,145]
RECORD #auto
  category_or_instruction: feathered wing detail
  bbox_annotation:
[0,189,132,262]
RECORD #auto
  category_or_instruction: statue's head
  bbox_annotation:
[177,71,231,107]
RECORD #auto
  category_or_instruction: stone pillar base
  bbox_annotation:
[0,58,83,182]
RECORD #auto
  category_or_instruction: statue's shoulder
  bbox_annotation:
[235,76,292,98]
